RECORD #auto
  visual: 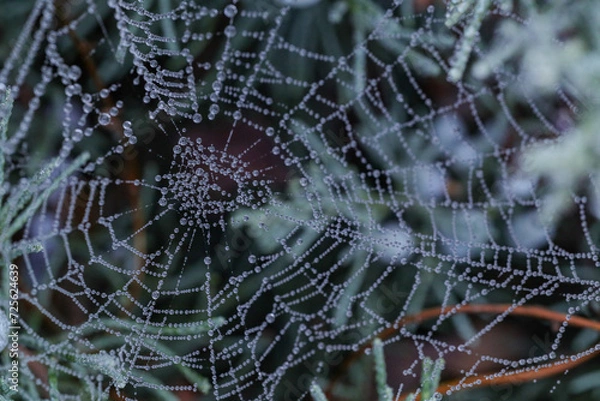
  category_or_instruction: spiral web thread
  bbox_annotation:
[1,0,599,400]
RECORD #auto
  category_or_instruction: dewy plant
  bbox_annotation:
[0,1,599,400]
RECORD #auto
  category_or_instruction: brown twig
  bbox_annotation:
[327,303,600,399]
[397,344,600,400]
[57,4,147,311]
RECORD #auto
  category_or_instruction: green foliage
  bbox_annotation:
[373,339,394,401]
[0,89,91,399]
[1,1,600,400]
[0,376,16,401]
[410,357,445,401]
[310,383,329,401]
[446,0,493,82]
[0,90,90,262]
[311,338,445,401]
[491,0,600,226]
[0,86,214,399]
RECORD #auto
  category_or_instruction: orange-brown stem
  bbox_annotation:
[327,303,600,399]
[397,343,600,400]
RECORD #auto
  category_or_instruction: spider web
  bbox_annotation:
[1,0,599,400]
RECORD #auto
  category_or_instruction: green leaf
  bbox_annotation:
[1,152,90,243]
[310,383,329,401]
[373,338,393,401]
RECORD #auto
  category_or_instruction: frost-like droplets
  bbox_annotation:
[69,65,82,80]
[224,4,237,18]
[7,2,597,401]
[98,113,111,125]
[0,311,9,351]
[72,128,83,142]
[160,134,273,223]
[279,0,322,7]
[224,26,237,38]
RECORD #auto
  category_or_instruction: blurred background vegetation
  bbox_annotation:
[1,0,600,400]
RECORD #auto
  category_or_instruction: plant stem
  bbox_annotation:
[329,303,600,399]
